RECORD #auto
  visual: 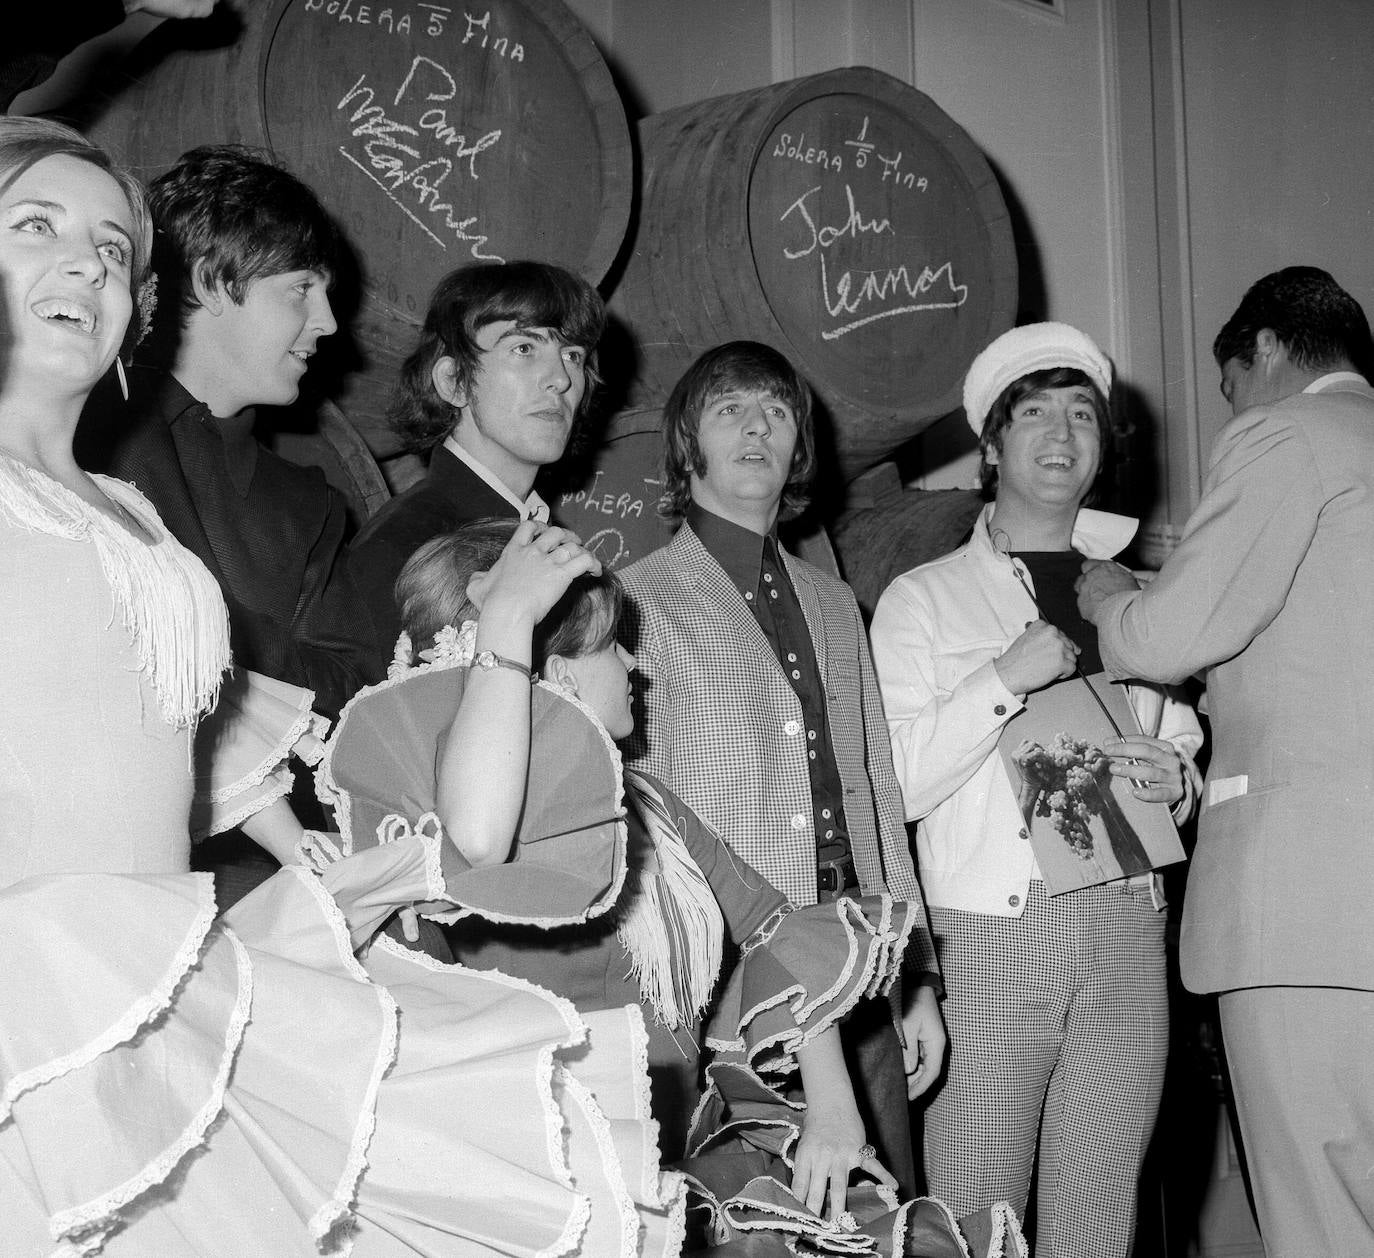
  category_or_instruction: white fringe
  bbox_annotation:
[0,456,230,729]
[617,775,724,1030]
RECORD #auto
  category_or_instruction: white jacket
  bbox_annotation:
[871,504,1203,917]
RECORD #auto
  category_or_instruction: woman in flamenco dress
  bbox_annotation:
[318,518,1029,1258]
[0,115,664,1257]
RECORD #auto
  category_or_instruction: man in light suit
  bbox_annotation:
[619,341,943,1198]
[1077,267,1374,1257]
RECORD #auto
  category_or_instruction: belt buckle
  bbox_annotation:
[816,852,855,901]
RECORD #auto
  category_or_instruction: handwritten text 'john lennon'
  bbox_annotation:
[779,184,968,340]
[337,59,504,260]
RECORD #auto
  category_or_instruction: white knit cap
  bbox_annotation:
[962,322,1113,435]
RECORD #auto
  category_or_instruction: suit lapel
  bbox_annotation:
[675,525,779,667]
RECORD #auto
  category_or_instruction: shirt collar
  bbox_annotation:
[974,501,1138,561]
[687,501,774,593]
[442,434,549,521]
[1304,370,1368,394]
[215,408,259,497]
[164,372,259,497]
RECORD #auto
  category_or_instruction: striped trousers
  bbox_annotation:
[923,880,1168,1257]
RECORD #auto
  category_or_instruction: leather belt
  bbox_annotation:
[816,851,858,901]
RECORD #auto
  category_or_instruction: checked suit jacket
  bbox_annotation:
[620,522,936,972]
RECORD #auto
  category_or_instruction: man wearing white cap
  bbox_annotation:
[1078,267,1374,1257]
[871,323,1202,1257]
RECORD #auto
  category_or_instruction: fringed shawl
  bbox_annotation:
[0,452,231,728]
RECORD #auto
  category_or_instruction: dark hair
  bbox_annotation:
[659,340,817,521]
[1213,266,1374,377]
[389,261,606,456]
[147,145,340,332]
[977,366,1112,500]
[0,117,154,343]
[396,518,622,669]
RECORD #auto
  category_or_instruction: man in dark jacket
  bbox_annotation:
[344,261,605,680]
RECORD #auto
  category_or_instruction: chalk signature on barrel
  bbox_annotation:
[336,61,503,260]
[778,184,969,340]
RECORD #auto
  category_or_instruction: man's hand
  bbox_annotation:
[901,983,946,1100]
[993,619,1079,696]
[1105,736,1185,805]
[1075,558,1139,623]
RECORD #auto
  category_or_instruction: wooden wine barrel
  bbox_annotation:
[608,66,1017,483]
[263,398,391,530]
[82,0,633,456]
[828,462,983,617]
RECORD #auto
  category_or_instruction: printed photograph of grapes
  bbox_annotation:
[1014,734,1151,883]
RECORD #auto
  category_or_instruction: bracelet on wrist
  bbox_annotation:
[471,649,533,680]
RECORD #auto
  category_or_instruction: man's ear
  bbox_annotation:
[543,653,578,695]
[432,355,466,409]
[1253,328,1286,371]
[189,259,226,316]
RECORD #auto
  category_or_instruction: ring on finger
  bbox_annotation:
[856,1143,877,1165]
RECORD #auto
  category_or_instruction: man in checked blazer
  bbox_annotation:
[619,341,943,1198]
[1078,267,1374,1257]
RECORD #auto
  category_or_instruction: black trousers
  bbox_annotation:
[843,991,916,1199]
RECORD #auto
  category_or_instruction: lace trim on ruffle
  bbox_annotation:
[0,873,219,1124]
[296,829,345,871]
[556,1064,640,1257]
[889,1196,970,1258]
[319,624,630,924]
[656,1172,689,1258]
[367,932,594,1256]
[718,1180,877,1253]
[704,897,907,1073]
[739,903,796,957]
[992,1200,1031,1257]
[193,773,292,843]
[0,455,230,729]
[207,703,329,804]
[52,926,254,1254]
[311,980,398,1246]
[288,868,398,1244]
[373,812,449,905]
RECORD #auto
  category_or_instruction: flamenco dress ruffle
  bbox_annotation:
[679,897,1028,1258]
[317,637,686,1257]
[1,692,663,1258]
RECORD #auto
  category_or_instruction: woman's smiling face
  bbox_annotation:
[0,154,136,392]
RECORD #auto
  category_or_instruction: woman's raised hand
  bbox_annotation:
[465,520,602,628]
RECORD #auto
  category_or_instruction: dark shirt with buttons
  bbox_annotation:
[685,505,852,871]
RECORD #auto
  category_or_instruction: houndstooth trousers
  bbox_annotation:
[923,880,1168,1257]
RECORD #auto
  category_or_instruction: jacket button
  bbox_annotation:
[1018,828,1029,840]
[790,814,807,831]
[784,719,800,736]
[994,704,1007,716]
[1008,894,1021,907]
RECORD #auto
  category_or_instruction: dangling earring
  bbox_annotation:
[115,357,129,403]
